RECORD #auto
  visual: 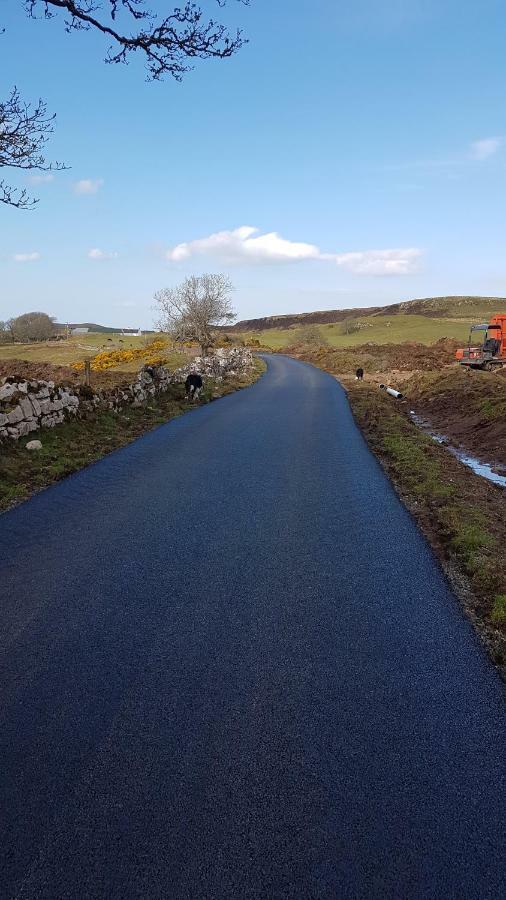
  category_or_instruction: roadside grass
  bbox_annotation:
[478,397,506,421]
[347,383,506,672]
[0,359,265,514]
[491,596,506,625]
[381,430,456,502]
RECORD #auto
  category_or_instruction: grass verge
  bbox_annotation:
[0,359,265,515]
[347,383,506,677]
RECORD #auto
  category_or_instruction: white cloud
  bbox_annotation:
[384,137,504,173]
[87,248,118,260]
[167,226,320,265]
[13,252,41,262]
[470,137,503,161]
[27,173,54,185]
[74,178,104,195]
[328,248,422,275]
[165,226,421,276]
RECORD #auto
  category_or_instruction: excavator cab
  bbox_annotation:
[456,315,506,370]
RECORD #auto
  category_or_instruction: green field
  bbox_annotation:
[0,333,184,373]
[240,314,476,350]
[0,333,142,364]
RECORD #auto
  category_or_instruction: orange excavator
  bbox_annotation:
[455,314,506,370]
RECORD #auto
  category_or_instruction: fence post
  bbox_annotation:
[84,359,91,387]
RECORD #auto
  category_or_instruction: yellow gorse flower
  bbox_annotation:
[71,339,171,372]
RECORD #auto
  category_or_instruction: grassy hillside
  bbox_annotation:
[378,296,506,319]
[242,314,474,350]
[231,305,382,331]
[234,295,506,333]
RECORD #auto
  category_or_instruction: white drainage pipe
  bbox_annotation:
[380,384,404,400]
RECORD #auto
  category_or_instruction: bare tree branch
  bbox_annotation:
[1,3,250,208]
[24,1,250,80]
[154,273,236,355]
[0,88,66,209]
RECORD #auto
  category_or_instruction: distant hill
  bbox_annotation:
[230,306,382,332]
[55,323,151,334]
[233,296,506,332]
[375,296,506,319]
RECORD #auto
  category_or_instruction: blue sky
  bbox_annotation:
[1,0,506,327]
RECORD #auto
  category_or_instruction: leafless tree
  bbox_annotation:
[10,311,57,342]
[339,319,362,336]
[23,1,249,81]
[298,324,328,347]
[154,274,236,355]
[1,2,250,207]
[0,88,66,209]
[0,320,15,344]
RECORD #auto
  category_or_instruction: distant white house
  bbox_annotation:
[71,327,89,335]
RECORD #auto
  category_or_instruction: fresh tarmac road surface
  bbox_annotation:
[0,354,504,899]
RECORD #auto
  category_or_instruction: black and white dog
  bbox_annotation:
[185,372,203,401]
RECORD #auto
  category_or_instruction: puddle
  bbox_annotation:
[409,411,506,489]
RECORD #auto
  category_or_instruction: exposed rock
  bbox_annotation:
[26,440,43,450]
[7,406,24,425]
[0,383,16,402]
[170,348,253,384]
[17,421,31,437]
[20,397,35,419]
[30,397,42,417]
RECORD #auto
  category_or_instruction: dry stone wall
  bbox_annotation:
[169,347,254,383]
[0,349,254,443]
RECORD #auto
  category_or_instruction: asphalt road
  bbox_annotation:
[0,354,504,900]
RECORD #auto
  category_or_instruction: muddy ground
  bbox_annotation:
[404,367,506,469]
[288,340,506,472]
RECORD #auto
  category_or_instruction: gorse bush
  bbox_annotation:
[72,339,169,372]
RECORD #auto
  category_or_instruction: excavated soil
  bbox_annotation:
[289,340,505,470]
[0,359,133,390]
[288,337,461,376]
[404,367,506,469]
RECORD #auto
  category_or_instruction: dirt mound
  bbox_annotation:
[0,359,80,384]
[405,367,506,467]
[0,359,133,389]
[287,338,461,375]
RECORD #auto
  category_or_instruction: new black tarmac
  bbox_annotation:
[0,354,504,899]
